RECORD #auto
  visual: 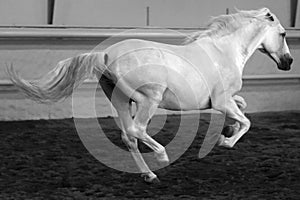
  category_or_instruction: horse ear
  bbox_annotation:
[266,13,274,22]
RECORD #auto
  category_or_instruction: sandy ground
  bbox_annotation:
[0,112,299,199]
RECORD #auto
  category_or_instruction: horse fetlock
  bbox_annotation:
[218,135,235,148]
[154,148,169,164]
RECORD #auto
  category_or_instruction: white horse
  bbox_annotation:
[7,8,293,183]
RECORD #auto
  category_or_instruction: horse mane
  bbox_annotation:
[183,8,273,44]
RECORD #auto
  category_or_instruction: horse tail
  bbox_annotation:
[7,52,108,103]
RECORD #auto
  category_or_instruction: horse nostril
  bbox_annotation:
[285,54,294,65]
[289,57,293,65]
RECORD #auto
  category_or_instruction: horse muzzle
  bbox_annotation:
[278,53,293,71]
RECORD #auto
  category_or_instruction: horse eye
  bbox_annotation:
[280,32,286,37]
[266,13,274,21]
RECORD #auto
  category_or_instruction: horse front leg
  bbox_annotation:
[216,98,251,148]
[221,95,247,137]
[233,95,247,111]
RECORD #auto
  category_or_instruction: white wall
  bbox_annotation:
[0,0,48,25]
[53,0,294,27]
[0,0,297,27]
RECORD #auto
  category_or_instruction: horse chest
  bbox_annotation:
[216,62,243,93]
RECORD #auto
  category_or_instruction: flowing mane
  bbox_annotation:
[183,8,273,44]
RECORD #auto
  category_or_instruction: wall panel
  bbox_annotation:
[53,0,147,27]
[296,0,300,27]
[149,0,292,27]
[0,0,295,27]
[0,0,47,25]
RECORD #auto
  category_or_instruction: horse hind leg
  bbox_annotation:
[119,117,159,182]
[127,92,169,165]
[115,100,160,182]
[99,77,158,182]
[117,102,161,182]
[120,132,159,183]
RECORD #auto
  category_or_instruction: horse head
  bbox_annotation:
[258,9,293,71]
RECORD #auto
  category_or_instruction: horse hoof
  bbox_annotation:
[141,174,160,184]
[221,125,234,137]
[150,177,161,184]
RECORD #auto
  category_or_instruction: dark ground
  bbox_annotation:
[0,112,299,200]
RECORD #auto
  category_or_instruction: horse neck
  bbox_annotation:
[210,23,267,74]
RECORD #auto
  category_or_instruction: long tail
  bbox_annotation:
[7,52,108,103]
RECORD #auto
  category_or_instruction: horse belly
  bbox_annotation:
[160,78,211,111]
